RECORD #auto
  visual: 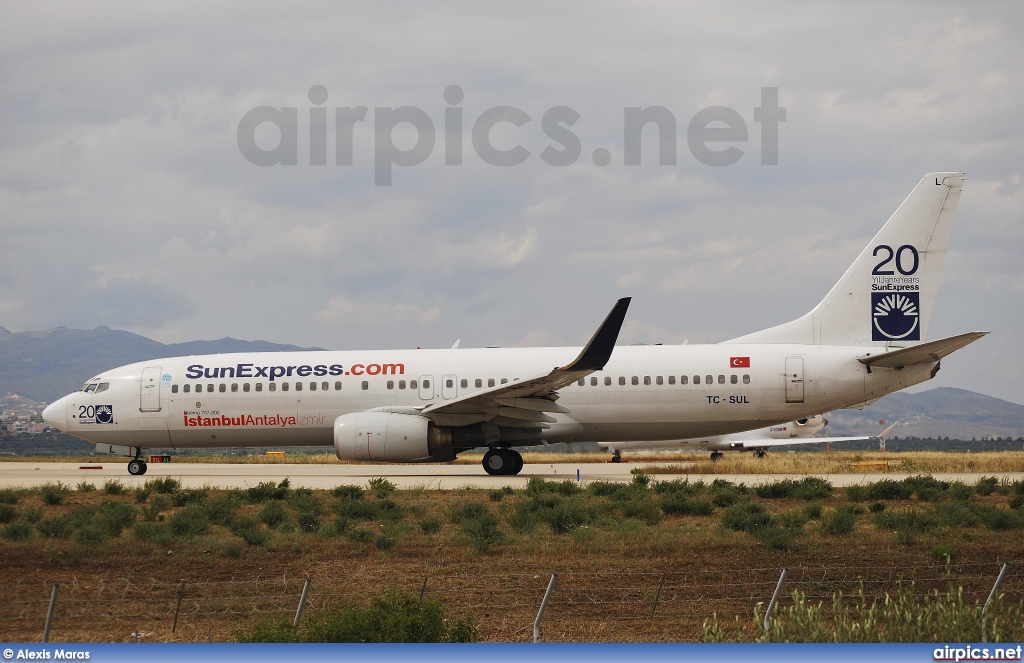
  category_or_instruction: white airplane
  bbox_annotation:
[43,172,986,477]
[602,414,895,462]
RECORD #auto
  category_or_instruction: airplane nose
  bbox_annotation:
[43,397,68,432]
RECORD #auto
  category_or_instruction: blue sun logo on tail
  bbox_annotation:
[871,292,920,341]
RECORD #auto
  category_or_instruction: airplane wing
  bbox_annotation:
[858,331,989,369]
[420,298,630,424]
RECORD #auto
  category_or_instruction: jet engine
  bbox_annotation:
[333,411,457,462]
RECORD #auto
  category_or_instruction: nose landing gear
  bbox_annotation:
[127,458,148,476]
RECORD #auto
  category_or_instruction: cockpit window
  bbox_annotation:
[83,384,97,393]
[94,383,109,394]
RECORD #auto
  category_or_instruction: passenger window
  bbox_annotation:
[387,380,394,390]
[730,375,738,384]
[423,379,430,389]
[681,375,688,384]
[335,381,343,390]
[243,383,250,392]
[718,375,725,384]
[693,375,700,384]
[183,384,190,393]
[743,374,750,384]
[399,380,406,389]
[207,384,214,392]
[488,379,495,387]
[630,376,637,385]
[255,383,263,392]
[172,384,179,393]
[219,384,226,393]
[577,379,585,386]
[644,376,652,386]
[282,382,289,392]
[269,383,276,392]
[656,376,663,385]
[605,377,612,386]
[322,382,328,391]
[410,380,417,389]
[361,381,369,390]
[706,375,713,385]
[668,376,675,385]
[231,383,238,392]
[591,377,598,386]
[618,377,626,386]
[500,378,508,384]
[446,379,453,388]
[475,379,482,388]
[295,382,302,391]
[461,379,468,388]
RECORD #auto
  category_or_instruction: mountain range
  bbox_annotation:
[0,325,1021,439]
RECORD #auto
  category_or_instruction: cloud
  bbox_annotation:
[315,295,439,326]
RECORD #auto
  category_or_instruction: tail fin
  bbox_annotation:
[727,172,964,346]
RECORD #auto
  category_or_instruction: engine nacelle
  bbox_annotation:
[333,411,455,462]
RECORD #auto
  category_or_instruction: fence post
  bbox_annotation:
[762,568,787,639]
[982,562,1010,644]
[533,573,558,643]
[172,580,186,634]
[650,573,666,618]
[293,577,312,629]
[420,576,428,600]
[42,584,59,643]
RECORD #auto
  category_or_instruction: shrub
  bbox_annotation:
[102,480,127,496]
[144,477,181,494]
[544,498,595,534]
[758,526,798,551]
[662,494,715,516]
[865,480,911,501]
[845,485,868,502]
[98,501,137,536]
[368,477,396,498]
[589,481,630,498]
[134,486,151,503]
[169,505,209,537]
[142,494,171,521]
[207,494,242,526]
[347,528,374,544]
[259,502,287,529]
[630,468,650,487]
[335,499,382,521]
[0,504,16,524]
[418,517,442,534]
[460,510,504,552]
[793,477,833,501]
[934,503,980,529]
[3,522,33,541]
[332,485,364,500]
[621,497,661,525]
[975,506,1024,531]
[948,483,974,501]
[654,479,709,497]
[132,522,171,544]
[231,517,269,546]
[803,503,823,520]
[932,545,956,561]
[903,476,948,501]
[37,515,75,539]
[172,488,208,507]
[975,476,1000,496]
[874,509,939,535]
[449,502,488,524]
[821,505,858,535]
[39,482,70,505]
[869,502,887,513]
[1010,495,1024,510]
[754,479,797,499]
[238,591,477,643]
[22,508,42,524]
[75,522,108,545]
[712,487,740,508]
[507,504,537,534]
[76,481,96,493]
[721,502,773,533]
[245,479,290,502]
[297,511,321,533]
[0,488,19,504]
[776,509,809,530]
[487,489,507,502]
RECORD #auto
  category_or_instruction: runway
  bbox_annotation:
[1,461,1022,490]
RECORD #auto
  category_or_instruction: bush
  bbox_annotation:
[142,494,171,521]
[869,501,887,513]
[721,502,773,533]
[449,502,488,524]
[418,517,442,534]
[794,477,833,501]
[932,545,956,561]
[75,522,108,545]
[975,505,1024,531]
[754,479,798,499]
[903,476,948,501]
[0,504,16,524]
[776,509,809,530]
[1010,495,1024,510]
[76,481,96,493]
[589,481,630,498]
[865,479,912,501]
[544,498,595,534]
[662,494,715,516]
[845,485,868,502]
[169,505,209,537]
[134,486,151,503]
[758,526,798,550]
[368,477,396,498]
[259,502,287,529]
[487,489,507,502]
[621,496,661,525]
[231,516,269,546]
[0,488,19,504]
[172,488,208,507]
[132,522,171,544]
[948,483,974,501]
[975,476,1000,496]
[934,502,980,529]
[630,468,650,488]
[102,480,127,496]
[207,494,242,526]
[297,511,321,533]
[821,505,858,536]
[39,482,70,505]
[239,591,477,643]
[245,479,290,502]
[98,501,137,536]
[37,515,75,539]
[712,487,740,508]
[654,479,709,497]
[3,522,33,541]
[335,499,382,521]
[874,509,939,537]
[460,511,504,552]
[332,485,364,500]
[144,477,181,494]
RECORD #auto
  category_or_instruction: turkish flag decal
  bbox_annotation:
[730,356,751,368]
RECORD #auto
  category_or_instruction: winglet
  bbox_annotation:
[560,297,631,372]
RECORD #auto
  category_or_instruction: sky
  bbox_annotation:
[1,1,1022,403]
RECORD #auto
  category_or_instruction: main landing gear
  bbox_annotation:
[482,448,524,476]
[127,455,148,476]
[754,449,768,458]
[611,450,622,463]
[710,451,724,462]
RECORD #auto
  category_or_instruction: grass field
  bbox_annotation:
[1,470,1023,643]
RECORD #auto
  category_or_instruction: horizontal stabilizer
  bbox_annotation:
[858,331,989,369]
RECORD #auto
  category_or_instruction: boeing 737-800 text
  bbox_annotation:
[43,173,986,476]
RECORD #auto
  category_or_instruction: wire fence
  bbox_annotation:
[2,561,1020,643]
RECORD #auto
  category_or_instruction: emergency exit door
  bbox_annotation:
[785,356,804,403]
[140,366,162,412]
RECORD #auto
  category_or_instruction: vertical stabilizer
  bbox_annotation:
[727,172,964,346]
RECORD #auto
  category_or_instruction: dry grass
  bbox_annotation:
[639,451,1024,475]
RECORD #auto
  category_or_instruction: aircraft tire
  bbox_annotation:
[509,450,524,475]
[128,459,147,476]
[483,449,510,476]
[710,451,724,462]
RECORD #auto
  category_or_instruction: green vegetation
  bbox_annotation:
[237,590,476,642]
